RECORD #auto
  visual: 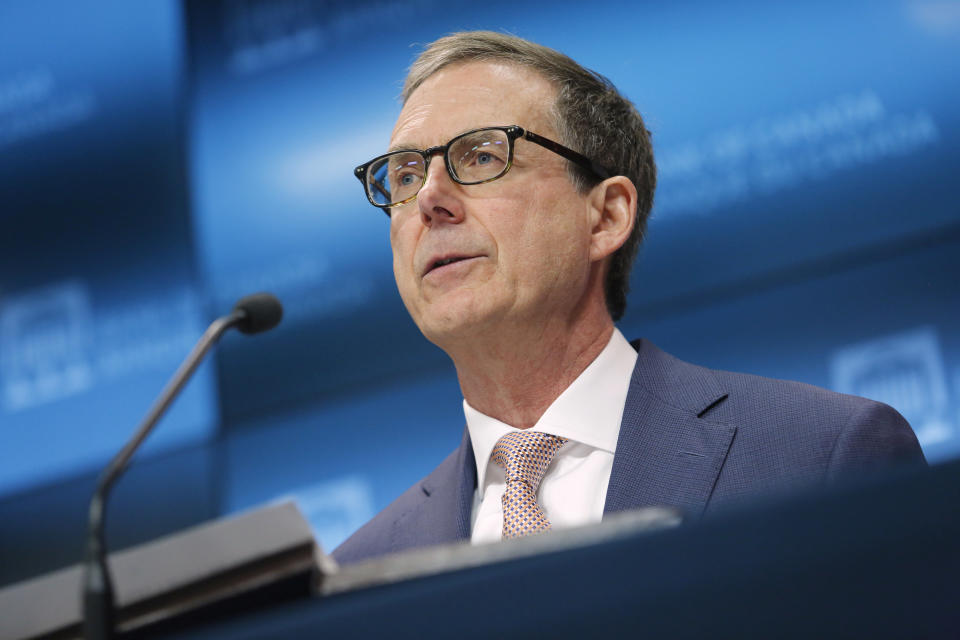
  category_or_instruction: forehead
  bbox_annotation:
[390,61,557,149]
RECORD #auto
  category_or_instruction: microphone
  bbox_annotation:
[82,293,283,640]
[234,292,284,334]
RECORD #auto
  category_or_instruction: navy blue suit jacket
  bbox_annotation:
[333,339,924,565]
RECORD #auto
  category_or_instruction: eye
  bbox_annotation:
[389,156,425,192]
[458,142,507,169]
[449,131,510,181]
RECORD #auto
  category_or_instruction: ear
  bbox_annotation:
[587,176,637,263]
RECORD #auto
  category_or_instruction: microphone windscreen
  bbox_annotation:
[233,293,284,334]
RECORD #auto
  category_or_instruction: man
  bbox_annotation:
[333,31,924,564]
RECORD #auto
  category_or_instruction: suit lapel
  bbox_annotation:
[400,427,475,547]
[404,339,734,545]
[604,339,736,520]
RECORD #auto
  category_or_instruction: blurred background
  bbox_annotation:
[1,0,958,587]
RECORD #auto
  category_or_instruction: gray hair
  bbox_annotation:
[402,31,656,321]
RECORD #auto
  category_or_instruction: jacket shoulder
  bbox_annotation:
[707,362,925,491]
[630,339,925,496]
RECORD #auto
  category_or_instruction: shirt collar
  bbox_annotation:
[464,328,638,496]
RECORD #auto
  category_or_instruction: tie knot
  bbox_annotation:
[491,430,567,492]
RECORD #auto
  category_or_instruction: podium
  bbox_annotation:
[2,460,958,639]
[174,459,960,639]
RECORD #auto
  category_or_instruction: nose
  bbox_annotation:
[416,155,465,228]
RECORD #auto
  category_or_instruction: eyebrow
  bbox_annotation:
[387,135,439,153]
[386,126,503,154]
[386,141,418,153]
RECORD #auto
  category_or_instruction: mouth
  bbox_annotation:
[424,254,482,277]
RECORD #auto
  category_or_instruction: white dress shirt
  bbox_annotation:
[465,328,639,544]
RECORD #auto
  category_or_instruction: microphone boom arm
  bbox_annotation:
[82,308,246,640]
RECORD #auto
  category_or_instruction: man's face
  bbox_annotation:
[389,62,596,349]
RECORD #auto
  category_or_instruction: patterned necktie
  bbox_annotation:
[491,430,567,539]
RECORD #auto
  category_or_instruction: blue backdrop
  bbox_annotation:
[1,0,958,585]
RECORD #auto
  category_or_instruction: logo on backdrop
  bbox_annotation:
[0,280,204,414]
[0,281,95,412]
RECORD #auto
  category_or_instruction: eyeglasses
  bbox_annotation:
[354,125,613,214]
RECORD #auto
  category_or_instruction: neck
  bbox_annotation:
[447,294,615,429]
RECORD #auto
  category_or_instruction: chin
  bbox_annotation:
[416,297,500,348]
[418,309,480,344]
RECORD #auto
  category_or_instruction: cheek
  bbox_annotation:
[508,189,590,272]
[391,244,423,320]
[389,218,415,267]
[389,223,418,298]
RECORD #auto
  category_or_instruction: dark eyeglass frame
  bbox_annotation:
[354,125,614,215]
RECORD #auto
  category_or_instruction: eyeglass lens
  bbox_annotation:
[365,128,511,207]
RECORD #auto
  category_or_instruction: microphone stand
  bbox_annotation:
[82,309,245,640]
